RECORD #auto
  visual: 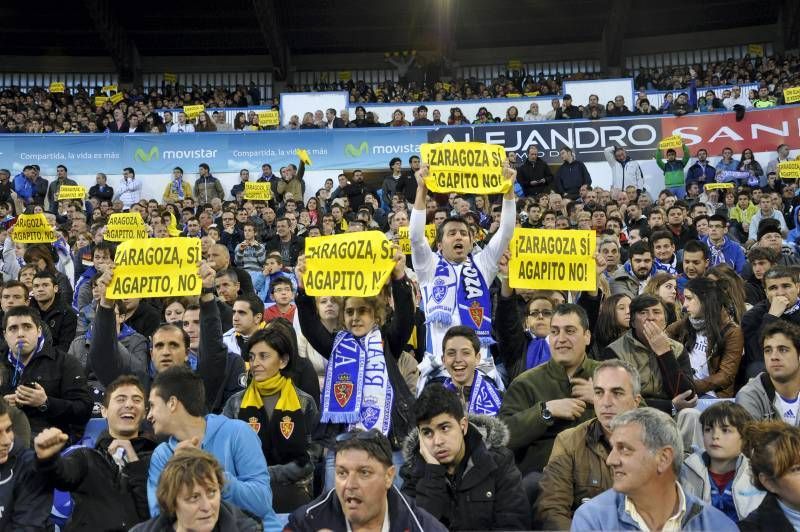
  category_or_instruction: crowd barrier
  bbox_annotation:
[4,105,797,179]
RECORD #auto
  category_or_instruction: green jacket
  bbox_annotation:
[498,356,599,474]
[655,144,690,188]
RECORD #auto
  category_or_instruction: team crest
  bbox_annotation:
[469,301,484,327]
[334,375,354,408]
[280,416,295,439]
[361,399,380,429]
[247,416,261,433]
[432,278,447,303]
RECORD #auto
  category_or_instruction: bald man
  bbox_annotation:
[207,244,255,295]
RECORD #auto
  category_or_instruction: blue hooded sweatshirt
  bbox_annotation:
[147,414,282,532]
[787,205,800,255]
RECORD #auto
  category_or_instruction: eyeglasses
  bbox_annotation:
[528,310,554,318]
[335,429,382,443]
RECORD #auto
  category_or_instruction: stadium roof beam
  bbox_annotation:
[252,0,291,82]
[778,0,799,54]
[601,0,631,77]
[82,0,141,84]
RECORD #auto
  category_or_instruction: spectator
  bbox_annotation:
[739,422,800,530]
[401,383,529,530]
[722,86,753,110]
[33,375,157,531]
[207,243,255,295]
[702,214,747,274]
[146,366,282,529]
[162,167,192,204]
[554,147,591,200]
[765,143,793,181]
[88,172,114,202]
[679,402,765,524]
[193,163,224,204]
[655,143,690,198]
[748,198,789,244]
[606,95,633,117]
[515,145,553,197]
[0,396,52,529]
[524,102,545,121]
[46,164,78,210]
[222,327,319,513]
[739,312,800,420]
[544,98,560,120]
[30,271,77,352]
[610,240,656,299]
[666,277,743,398]
[737,148,764,186]
[13,164,48,206]
[288,428,446,532]
[604,145,645,191]
[582,94,606,119]
[114,167,142,210]
[535,360,642,530]
[136,447,262,531]
[671,92,692,115]
[0,305,92,441]
[499,304,599,479]
[685,148,716,190]
[557,95,582,119]
[265,216,303,268]
[325,107,345,128]
[167,111,195,133]
[572,408,737,531]
[730,189,758,229]
[412,105,433,126]
[234,222,266,275]
[601,294,697,414]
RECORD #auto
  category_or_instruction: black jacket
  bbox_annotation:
[36,431,156,532]
[131,500,262,532]
[0,443,53,530]
[554,160,591,199]
[0,340,92,440]
[516,158,554,198]
[88,184,114,202]
[287,485,446,532]
[125,301,161,338]
[738,493,796,532]
[341,181,371,211]
[401,416,530,531]
[297,278,415,449]
[742,300,800,375]
[32,297,77,353]
[265,235,304,268]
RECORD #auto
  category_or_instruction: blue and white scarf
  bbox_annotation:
[784,298,800,316]
[321,327,393,435]
[624,261,657,280]
[654,256,678,276]
[706,236,729,268]
[445,370,502,416]
[425,253,494,346]
[171,178,185,200]
[7,335,45,388]
[525,335,551,370]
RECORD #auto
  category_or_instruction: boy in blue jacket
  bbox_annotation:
[146,366,283,532]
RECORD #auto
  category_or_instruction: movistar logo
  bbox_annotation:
[134,146,159,162]
[345,142,369,157]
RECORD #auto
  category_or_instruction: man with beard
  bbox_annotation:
[611,241,656,299]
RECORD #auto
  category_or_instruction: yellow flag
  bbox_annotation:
[509,228,596,291]
[296,149,312,166]
[12,214,56,243]
[303,232,396,297]
[421,142,509,194]
[167,211,182,237]
[106,237,202,299]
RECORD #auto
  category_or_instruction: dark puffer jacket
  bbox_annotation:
[400,415,530,530]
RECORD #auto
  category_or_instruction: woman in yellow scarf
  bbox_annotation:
[222,327,320,513]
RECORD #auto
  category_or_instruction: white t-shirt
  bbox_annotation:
[688,333,710,381]
[774,392,800,425]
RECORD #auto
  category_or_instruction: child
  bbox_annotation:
[262,276,297,323]
[679,402,765,523]
[253,253,296,305]
[234,221,266,274]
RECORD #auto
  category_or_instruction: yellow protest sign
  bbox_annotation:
[94,96,109,107]
[509,228,596,291]
[507,93,522,98]
[421,142,509,194]
[524,91,540,97]
[257,110,280,127]
[747,44,764,57]
[783,87,800,104]
[303,232,396,297]
[102,84,118,93]
[778,161,800,179]
[183,104,205,119]
[106,237,202,299]
[658,135,683,150]
[164,72,177,84]
[396,224,435,254]
[243,181,272,201]
[49,82,65,93]
[296,149,312,166]
[704,183,735,190]
[508,59,522,70]
[338,71,352,81]
[56,185,86,200]
[11,214,56,244]
[105,212,148,241]
[110,92,124,104]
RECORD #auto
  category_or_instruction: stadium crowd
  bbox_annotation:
[0,121,797,530]
[2,52,800,134]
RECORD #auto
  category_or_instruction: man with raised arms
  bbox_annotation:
[410,160,516,393]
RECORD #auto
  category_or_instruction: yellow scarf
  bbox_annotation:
[240,373,301,412]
